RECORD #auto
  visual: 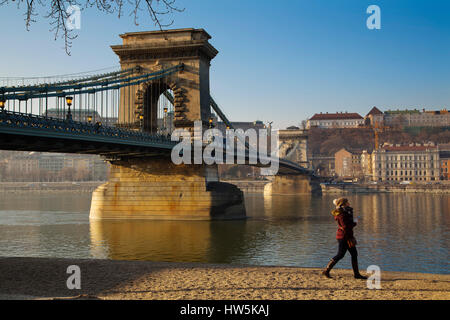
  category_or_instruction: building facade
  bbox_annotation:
[364,107,384,126]
[1,152,108,182]
[383,109,450,127]
[334,148,363,179]
[441,159,450,180]
[360,150,372,180]
[307,112,364,129]
[371,144,440,182]
[439,143,450,180]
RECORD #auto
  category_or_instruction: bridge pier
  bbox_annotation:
[263,175,322,196]
[89,157,246,220]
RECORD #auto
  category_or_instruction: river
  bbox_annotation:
[0,192,448,274]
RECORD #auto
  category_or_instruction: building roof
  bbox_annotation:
[366,106,383,116]
[335,147,364,155]
[309,112,363,121]
[382,145,437,152]
[438,143,450,151]
[384,109,420,115]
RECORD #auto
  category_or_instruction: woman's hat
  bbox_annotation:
[336,198,348,207]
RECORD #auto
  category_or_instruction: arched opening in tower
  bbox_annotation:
[142,80,174,134]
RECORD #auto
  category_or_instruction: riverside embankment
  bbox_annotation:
[2,180,449,195]
[0,180,269,193]
[0,181,103,193]
[0,257,448,300]
[321,182,450,194]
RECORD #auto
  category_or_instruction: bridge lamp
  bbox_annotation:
[65,96,73,107]
[163,108,168,134]
[0,98,5,111]
[87,116,92,123]
[139,115,144,129]
[65,96,73,120]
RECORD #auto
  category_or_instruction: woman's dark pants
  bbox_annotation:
[333,239,358,263]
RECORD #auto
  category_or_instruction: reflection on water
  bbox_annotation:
[0,192,448,274]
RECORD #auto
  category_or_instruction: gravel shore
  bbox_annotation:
[0,257,448,300]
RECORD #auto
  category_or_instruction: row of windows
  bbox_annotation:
[384,177,436,181]
[383,155,435,161]
[382,162,434,169]
[384,170,435,176]
[310,119,363,125]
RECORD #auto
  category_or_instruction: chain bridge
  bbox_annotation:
[0,29,320,220]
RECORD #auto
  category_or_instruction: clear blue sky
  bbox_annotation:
[1,0,449,129]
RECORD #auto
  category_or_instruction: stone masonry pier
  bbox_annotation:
[90,157,246,220]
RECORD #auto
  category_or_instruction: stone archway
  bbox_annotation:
[134,78,187,134]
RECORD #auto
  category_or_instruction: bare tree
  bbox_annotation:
[299,120,307,130]
[1,0,184,55]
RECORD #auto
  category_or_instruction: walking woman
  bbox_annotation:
[322,198,367,279]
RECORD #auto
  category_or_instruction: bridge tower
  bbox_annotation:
[90,29,246,220]
[264,128,322,195]
[111,28,216,132]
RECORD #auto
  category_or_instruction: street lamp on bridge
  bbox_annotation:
[139,114,144,130]
[163,107,168,134]
[65,96,73,121]
[0,98,5,112]
[209,117,213,129]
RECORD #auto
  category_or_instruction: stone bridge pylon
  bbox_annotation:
[110,28,217,132]
[90,29,246,220]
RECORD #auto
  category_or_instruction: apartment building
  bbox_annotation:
[371,143,440,182]
[307,112,364,129]
[383,109,450,127]
[439,143,450,180]
[334,148,363,178]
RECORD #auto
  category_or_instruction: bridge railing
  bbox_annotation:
[0,64,184,133]
[0,110,176,146]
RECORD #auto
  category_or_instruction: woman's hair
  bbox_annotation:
[336,198,349,207]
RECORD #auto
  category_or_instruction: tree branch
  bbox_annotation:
[2,0,184,55]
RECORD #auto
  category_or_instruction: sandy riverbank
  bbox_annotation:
[0,257,448,300]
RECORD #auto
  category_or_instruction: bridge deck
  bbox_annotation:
[0,111,312,175]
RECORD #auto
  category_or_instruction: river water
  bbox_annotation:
[0,192,448,274]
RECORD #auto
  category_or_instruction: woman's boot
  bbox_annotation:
[351,257,367,279]
[322,259,337,278]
